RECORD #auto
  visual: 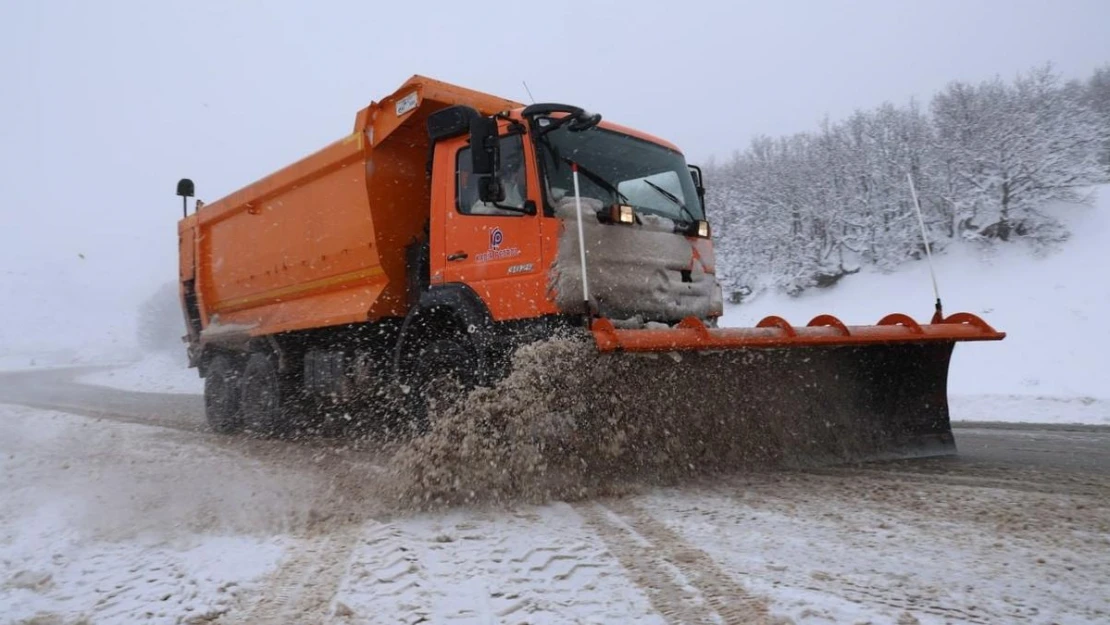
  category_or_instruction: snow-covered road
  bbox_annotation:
[2,371,1109,625]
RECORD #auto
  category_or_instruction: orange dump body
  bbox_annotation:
[180,76,523,341]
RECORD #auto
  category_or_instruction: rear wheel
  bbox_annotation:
[204,354,243,434]
[241,352,286,437]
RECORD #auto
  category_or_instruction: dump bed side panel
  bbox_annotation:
[195,134,388,338]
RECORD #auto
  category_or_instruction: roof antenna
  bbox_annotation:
[522,81,536,104]
[907,172,944,324]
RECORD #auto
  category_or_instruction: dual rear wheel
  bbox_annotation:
[202,336,478,437]
[203,352,286,436]
[203,354,241,434]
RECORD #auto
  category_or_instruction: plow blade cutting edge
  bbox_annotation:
[583,312,1005,463]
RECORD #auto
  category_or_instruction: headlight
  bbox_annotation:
[599,204,637,225]
[697,220,710,238]
[678,219,711,238]
[616,204,635,224]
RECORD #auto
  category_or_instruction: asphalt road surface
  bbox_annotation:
[0,366,203,432]
[1,365,1107,477]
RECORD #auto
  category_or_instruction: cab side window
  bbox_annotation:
[456,135,528,216]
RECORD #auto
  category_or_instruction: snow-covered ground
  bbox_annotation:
[0,405,286,624]
[722,187,1110,425]
[2,403,1107,624]
[76,351,203,395]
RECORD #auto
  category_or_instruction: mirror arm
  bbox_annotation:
[536,115,574,137]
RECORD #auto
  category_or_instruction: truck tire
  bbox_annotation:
[204,354,243,434]
[240,352,286,437]
[409,337,478,431]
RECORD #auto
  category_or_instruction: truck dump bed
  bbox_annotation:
[178,76,522,342]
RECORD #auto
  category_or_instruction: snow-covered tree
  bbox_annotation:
[1084,64,1110,171]
[706,62,1107,297]
[932,64,1105,243]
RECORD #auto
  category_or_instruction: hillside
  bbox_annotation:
[721,186,1109,423]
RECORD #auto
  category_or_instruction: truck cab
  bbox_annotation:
[424,104,723,330]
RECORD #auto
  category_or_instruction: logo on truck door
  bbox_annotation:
[475,226,521,262]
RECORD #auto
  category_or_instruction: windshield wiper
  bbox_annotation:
[561,157,630,204]
[642,178,698,224]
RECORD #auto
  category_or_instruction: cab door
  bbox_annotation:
[437,131,548,321]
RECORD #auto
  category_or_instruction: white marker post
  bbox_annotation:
[907,172,943,321]
[571,163,591,318]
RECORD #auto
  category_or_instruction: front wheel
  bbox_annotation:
[408,337,478,432]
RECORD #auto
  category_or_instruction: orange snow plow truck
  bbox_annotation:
[176,75,1004,458]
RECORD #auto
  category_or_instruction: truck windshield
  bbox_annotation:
[534,123,704,222]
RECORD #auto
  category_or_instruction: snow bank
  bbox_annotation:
[721,186,1110,422]
[949,394,1109,426]
[0,345,135,372]
[77,350,203,394]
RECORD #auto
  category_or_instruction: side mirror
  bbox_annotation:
[176,178,195,218]
[469,117,504,203]
[688,165,706,212]
[176,178,195,198]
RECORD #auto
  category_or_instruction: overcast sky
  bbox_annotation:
[1,0,1107,356]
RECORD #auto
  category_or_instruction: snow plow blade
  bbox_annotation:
[587,312,1005,463]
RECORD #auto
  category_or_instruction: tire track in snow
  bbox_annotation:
[226,525,362,625]
[480,530,619,621]
[643,482,1068,624]
[578,499,774,624]
[330,509,664,624]
[344,522,431,624]
[788,570,1002,624]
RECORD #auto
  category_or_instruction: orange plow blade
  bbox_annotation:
[592,312,1005,352]
[584,312,1004,463]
